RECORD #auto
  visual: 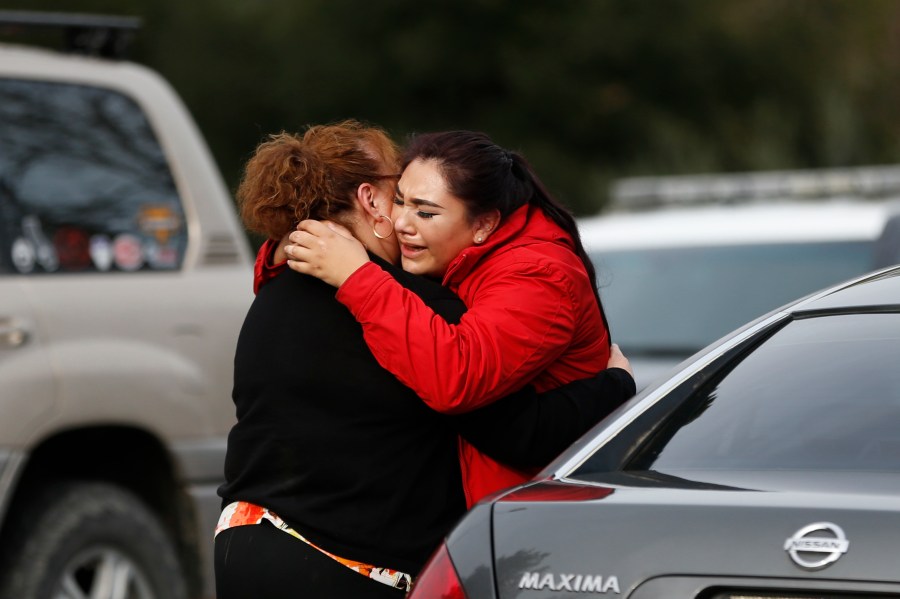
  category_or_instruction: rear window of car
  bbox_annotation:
[591,242,875,355]
[0,78,187,275]
[575,312,900,478]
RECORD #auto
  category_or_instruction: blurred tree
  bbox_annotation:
[3,0,900,216]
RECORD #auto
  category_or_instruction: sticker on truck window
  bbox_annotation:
[10,215,58,274]
[113,233,144,271]
[138,204,183,245]
[90,235,113,271]
[53,226,92,271]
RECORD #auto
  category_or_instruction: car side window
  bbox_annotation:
[0,78,187,275]
[573,313,900,481]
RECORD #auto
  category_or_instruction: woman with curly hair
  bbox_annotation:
[215,121,632,598]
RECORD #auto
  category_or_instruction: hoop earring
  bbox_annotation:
[373,214,394,239]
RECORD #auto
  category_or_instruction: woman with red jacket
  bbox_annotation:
[217,122,633,599]
[286,130,612,506]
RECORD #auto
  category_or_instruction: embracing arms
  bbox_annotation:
[455,348,635,469]
[285,221,609,414]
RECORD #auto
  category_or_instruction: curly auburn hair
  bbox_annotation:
[237,120,400,239]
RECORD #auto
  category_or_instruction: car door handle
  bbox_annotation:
[0,318,29,348]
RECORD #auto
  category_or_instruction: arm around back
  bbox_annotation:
[452,367,636,470]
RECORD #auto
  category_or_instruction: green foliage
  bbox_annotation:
[4,0,900,215]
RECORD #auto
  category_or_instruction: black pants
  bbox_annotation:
[215,522,406,599]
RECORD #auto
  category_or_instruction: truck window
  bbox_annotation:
[0,78,187,274]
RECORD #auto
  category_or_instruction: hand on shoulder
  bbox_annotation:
[284,220,370,288]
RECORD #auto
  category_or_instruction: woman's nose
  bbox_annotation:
[394,208,412,234]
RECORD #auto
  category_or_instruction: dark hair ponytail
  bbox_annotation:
[509,153,611,341]
[403,131,611,342]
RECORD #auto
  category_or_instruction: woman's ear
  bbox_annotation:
[357,182,395,241]
[355,183,380,219]
[473,209,501,244]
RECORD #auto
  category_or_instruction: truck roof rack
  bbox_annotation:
[611,165,900,211]
[0,10,141,59]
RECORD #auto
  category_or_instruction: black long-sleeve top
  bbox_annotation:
[219,255,634,575]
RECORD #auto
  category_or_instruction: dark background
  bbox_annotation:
[3,0,900,215]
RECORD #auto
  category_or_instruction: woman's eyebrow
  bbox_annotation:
[396,187,443,209]
[411,198,443,209]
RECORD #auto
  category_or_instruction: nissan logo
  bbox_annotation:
[784,522,849,570]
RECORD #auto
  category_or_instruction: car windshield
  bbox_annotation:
[579,313,900,479]
[590,242,874,355]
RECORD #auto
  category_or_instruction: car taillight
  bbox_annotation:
[408,542,468,599]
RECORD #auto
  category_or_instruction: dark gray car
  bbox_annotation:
[409,265,900,598]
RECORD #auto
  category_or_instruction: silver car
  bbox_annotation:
[580,166,900,389]
[409,264,900,598]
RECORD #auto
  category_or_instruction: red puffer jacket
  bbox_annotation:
[336,204,610,506]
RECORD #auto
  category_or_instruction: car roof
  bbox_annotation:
[793,265,900,313]
[578,199,900,250]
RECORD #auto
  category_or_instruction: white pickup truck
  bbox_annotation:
[0,12,252,599]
